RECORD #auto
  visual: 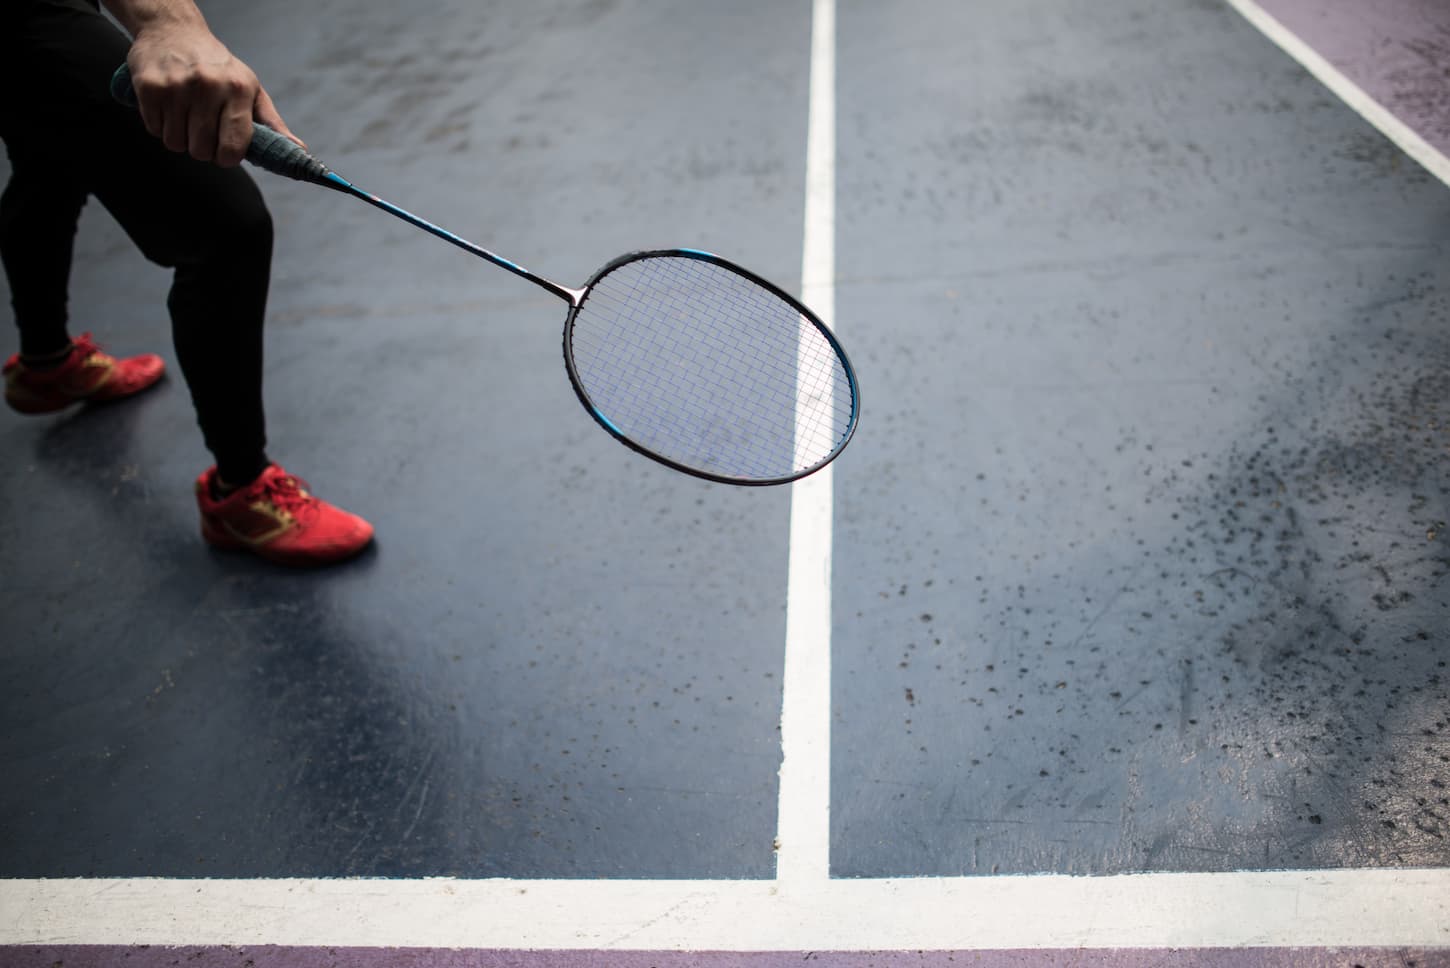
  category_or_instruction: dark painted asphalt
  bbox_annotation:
[830,0,1449,876]
[1,0,1448,914]
[1,0,811,878]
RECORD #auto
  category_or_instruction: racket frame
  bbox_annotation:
[563,248,859,486]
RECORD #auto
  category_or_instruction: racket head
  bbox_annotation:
[563,249,859,486]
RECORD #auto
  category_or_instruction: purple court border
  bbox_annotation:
[1253,0,1450,158]
[4,948,1449,967]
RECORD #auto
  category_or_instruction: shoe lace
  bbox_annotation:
[70,333,99,356]
[260,472,315,519]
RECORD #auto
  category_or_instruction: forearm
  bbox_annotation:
[98,0,208,39]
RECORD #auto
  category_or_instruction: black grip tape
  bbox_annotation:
[109,64,331,184]
[242,124,331,183]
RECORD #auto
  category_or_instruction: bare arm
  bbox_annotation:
[100,0,301,166]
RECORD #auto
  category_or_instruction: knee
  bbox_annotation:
[223,195,273,262]
[169,166,274,266]
[180,191,272,275]
[127,177,275,271]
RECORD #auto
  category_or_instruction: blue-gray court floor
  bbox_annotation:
[2,0,1448,964]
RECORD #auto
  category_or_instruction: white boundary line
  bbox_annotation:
[777,0,836,888]
[1223,0,1450,187]
[4,1,1450,955]
[3,871,1449,948]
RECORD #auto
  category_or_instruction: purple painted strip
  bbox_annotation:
[3,948,1448,967]
[1252,0,1450,158]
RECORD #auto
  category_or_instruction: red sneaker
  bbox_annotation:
[195,464,374,566]
[3,333,165,414]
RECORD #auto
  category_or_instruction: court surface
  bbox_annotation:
[1,0,1448,964]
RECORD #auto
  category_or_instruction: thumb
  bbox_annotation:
[254,88,306,150]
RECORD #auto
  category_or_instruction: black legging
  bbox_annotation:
[1,0,271,484]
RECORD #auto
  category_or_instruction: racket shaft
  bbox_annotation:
[322,172,579,305]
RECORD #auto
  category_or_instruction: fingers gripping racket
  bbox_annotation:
[112,67,858,485]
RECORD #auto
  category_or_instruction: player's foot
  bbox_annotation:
[3,333,165,414]
[195,464,375,566]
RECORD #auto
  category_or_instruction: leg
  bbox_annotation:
[2,0,372,564]
[0,0,104,358]
[0,162,87,358]
[96,159,275,485]
[0,0,270,483]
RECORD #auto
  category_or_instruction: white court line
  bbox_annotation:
[1224,0,1450,187]
[5,1,1450,955]
[776,0,836,887]
[3,871,1449,948]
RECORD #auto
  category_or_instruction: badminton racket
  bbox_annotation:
[112,65,858,485]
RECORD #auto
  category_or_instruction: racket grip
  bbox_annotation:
[109,64,332,184]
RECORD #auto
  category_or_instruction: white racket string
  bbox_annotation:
[569,255,855,482]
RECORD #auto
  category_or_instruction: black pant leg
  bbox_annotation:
[0,161,88,356]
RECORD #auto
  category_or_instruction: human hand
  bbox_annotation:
[123,15,303,166]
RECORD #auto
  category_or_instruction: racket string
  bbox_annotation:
[581,269,819,447]
[569,255,854,479]
[582,268,848,468]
